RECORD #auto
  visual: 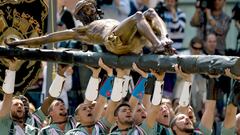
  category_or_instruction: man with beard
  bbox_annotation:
[6,0,175,55]
[175,105,197,126]
[170,113,196,135]
[173,64,214,135]
[18,94,47,129]
[0,59,68,135]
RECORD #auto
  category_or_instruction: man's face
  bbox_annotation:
[11,99,25,119]
[173,114,194,134]
[49,100,67,121]
[205,34,217,53]
[156,104,171,126]
[76,103,95,125]
[116,106,133,126]
[214,0,225,11]
[133,104,147,125]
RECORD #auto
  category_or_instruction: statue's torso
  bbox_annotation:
[75,19,147,55]
[85,19,120,44]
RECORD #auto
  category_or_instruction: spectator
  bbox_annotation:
[155,0,186,50]
[190,0,231,55]
[203,33,221,55]
[180,36,204,55]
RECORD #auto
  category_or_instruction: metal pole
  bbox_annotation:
[44,0,57,98]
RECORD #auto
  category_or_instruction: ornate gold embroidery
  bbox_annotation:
[0,0,36,6]
[0,10,8,32]
[0,0,48,94]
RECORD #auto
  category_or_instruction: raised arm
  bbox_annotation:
[200,76,217,134]
[145,69,165,128]
[84,64,101,104]
[129,63,148,109]
[190,2,202,27]
[40,64,69,115]
[221,69,240,134]
[105,68,125,125]
[92,58,113,122]
[174,64,192,114]
[0,58,24,117]
[206,9,231,36]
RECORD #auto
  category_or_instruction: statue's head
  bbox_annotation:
[74,0,102,25]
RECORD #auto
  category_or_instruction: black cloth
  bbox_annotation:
[59,7,75,29]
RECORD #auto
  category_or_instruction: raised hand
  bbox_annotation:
[2,58,25,71]
[150,69,165,81]
[57,64,71,77]
[225,68,240,80]
[116,68,130,78]
[99,58,113,76]
[132,63,148,78]
[174,64,192,82]
[85,64,101,78]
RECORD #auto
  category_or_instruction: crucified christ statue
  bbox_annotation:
[5,0,175,55]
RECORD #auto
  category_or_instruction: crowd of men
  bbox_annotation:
[0,57,240,135]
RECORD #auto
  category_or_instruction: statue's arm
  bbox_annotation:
[6,29,78,47]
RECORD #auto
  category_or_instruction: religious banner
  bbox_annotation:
[0,0,48,95]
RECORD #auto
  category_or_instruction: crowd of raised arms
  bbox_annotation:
[0,57,240,135]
